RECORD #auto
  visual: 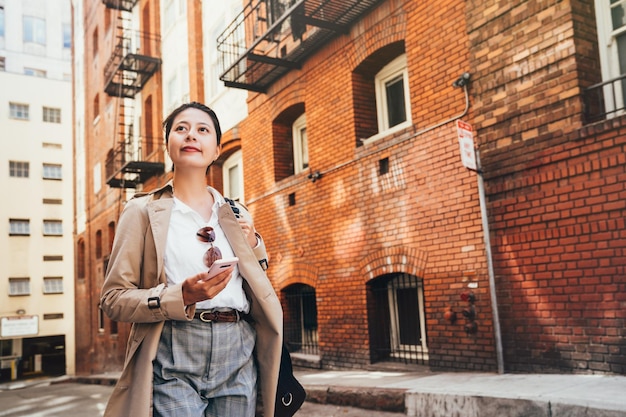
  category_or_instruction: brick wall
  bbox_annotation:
[241,0,499,371]
[472,0,625,373]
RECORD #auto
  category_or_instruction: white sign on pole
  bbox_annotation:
[1,315,39,337]
[457,119,477,171]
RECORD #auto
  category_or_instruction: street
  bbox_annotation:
[0,381,405,417]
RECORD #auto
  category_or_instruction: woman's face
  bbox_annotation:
[167,107,220,170]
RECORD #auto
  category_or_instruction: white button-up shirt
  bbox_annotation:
[164,187,249,312]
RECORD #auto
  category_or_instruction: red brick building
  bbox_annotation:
[75,0,625,376]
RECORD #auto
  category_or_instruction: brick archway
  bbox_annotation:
[359,245,428,282]
[271,261,318,290]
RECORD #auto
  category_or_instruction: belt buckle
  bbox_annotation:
[199,311,216,323]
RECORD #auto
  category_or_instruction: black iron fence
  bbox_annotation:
[583,73,626,124]
[367,273,429,365]
[283,284,319,356]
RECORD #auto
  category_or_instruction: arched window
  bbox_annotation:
[223,150,244,202]
[108,221,115,253]
[283,284,319,356]
[77,239,86,279]
[367,273,428,364]
[292,114,308,174]
[95,230,102,259]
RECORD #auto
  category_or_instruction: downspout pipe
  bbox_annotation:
[476,151,505,374]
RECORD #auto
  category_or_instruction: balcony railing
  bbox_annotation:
[583,73,626,124]
[218,0,384,93]
[102,0,139,12]
[104,30,161,98]
[106,136,164,189]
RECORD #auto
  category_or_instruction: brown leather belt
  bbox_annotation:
[194,309,240,323]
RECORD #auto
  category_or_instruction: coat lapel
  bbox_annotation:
[147,197,173,283]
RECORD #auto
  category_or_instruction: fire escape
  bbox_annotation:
[217,0,385,93]
[102,0,163,188]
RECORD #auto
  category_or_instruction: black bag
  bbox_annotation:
[275,345,306,417]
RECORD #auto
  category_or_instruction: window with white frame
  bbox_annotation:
[292,114,309,174]
[43,277,64,294]
[9,219,30,235]
[10,161,29,178]
[167,75,179,111]
[43,220,63,236]
[375,54,411,135]
[43,107,61,123]
[10,103,29,120]
[24,68,46,77]
[63,23,71,49]
[595,0,626,113]
[43,163,62,179]
[0,6,4,37]
[223,150,244,203]
[163,0,186,32]
[9,278,30,296]
[98,307,105,332]
[23,16,46,45]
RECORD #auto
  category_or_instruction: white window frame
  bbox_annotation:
[43,277,64,294]
[63,23,71,49]
[43,220,63,236]
[10,103,29,120]
[9,219,30,236]
[223,150,245,203]
[292,114,308,174]
[594,0,626,115]
[9,161,29,178]
[24,68,46,77]
[9,278,30,296]
[43,107,61,123]
[364,54,412,144]
[23,16,46,45]
[43,163,62,180]
[0,6,5,37]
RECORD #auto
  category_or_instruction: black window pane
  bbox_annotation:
[396,287,420,345]
[386,75,407,128]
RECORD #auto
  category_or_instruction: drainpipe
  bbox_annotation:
[476,150,504,374]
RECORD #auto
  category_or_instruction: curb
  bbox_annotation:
[302,385,407,413]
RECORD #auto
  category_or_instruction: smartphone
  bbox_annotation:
[205,257,239,280]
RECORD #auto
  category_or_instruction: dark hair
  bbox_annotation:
[162,102,222,146]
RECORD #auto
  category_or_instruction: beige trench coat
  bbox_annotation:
[100,183,283,417]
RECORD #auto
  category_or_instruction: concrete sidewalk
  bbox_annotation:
[3,368,626,416]
[296,368,626,416]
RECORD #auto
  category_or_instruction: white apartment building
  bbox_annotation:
[0,0,74,381]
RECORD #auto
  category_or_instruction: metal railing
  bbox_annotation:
[103,29,161,98]
[217,0,384,92]
[367,273,429,365]
[583,73,626,124]
[283,285,319,356]
[105,135,164,188]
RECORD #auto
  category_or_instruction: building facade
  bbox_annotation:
[72,0,249,375]
[75,0,625,377]
[0,0,74,381]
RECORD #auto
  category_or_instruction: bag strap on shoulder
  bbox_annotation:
[225,197,268,271]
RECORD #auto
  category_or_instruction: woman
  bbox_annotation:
[100,102,283,417]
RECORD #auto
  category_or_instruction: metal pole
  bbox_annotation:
[476,150,504,374]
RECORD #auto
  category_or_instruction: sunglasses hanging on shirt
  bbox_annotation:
[196,226,223,267]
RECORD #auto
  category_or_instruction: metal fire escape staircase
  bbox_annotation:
[102,0,163,189]
[217,0,385,93]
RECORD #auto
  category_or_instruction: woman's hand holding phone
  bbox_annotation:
[182,258,239,305]
[204,257,239,280]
